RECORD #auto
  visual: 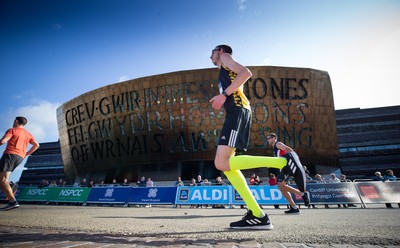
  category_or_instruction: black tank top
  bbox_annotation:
[218,65,250,111]
[273,143,286,157]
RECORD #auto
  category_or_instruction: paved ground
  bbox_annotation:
[0,203,399,247]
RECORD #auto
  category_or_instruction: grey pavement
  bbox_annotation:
[0,203,399,247]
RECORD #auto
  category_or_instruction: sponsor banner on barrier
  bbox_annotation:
[294,182,362,205]
[354,181,400,204]
[232,186,288,205]
[86,186,131,203]
[17,187,51,201]
[175,186,231,205]
[128,187,176,204]
[47,187,91,202]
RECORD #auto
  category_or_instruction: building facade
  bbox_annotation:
[56,66,338,183]
[337,106,400,179]
[19,141,65,185]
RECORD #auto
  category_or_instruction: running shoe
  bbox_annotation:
[1,201,19,211]
[230,210,273,230]
[284,206,300,214]
[302,191,310,207]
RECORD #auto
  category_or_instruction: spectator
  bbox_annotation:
[328,173,340,183]
[372,171,384,181]
[146,177,154,187]
[329,173,346,208]
[383,170,399,208]
[215,176,224,186]
[254,176,263,185]
[203,179,211,186]
[122,178,130,186]
[88,180,95,188]
[57,178,64,186]
[340,174,356,207]
[314,174,328,208]
[189,178,197,208]
[173,177,184,208]
[137,176,146,187]
[98,180,106,187]
[268,173,280,209]
[175,177,184,186]
[79,178,88,187]
[112,178,119,186]
[196,175,204,186]
[213,176,225,209]
[249,173,257,185]
[38,179,49,188]
[145,178,154,208]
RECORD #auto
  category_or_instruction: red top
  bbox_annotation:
[4,127,35,158]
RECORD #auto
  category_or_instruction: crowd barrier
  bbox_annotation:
[1,182,398,208]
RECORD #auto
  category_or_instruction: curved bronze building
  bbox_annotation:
[57,66,338,183]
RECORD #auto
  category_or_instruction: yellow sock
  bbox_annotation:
[224,170,264,218]
[230,155,287,171]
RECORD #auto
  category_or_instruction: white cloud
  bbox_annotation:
[237,0,248,11]
[0,100,61,143]
[0,100,61,183]
[118,76,129,82]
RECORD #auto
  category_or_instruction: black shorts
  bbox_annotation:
[0,154,24,172]
[218,107,251,151]
[277,152,307,192]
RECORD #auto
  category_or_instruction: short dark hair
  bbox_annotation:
[15,116,28,126]
[215,45,233,55]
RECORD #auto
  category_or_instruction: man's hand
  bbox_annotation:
[209,94,226,110]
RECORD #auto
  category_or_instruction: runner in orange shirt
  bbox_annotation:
[0,116,39,211]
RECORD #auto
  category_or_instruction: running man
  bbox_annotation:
[0,117,39,211]
[266,133,310,214]
[209,45,288,229]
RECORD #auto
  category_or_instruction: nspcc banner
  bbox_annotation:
[175,186,231,205]
[47,187,91,203]
[17,187,50,201]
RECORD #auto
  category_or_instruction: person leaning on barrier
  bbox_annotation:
[383,170,399,208]
[340,174,356,207]
[372,171,385,182]
[173,177,184,208]
[329,173,347,208]
[314,174,329,208]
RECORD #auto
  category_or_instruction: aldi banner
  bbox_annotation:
[232,186,287,205]
[175,186,231,205]
[47,187,91,203]
[128,187,177,204]
[17,187,51,202]
[294,182,362,205]
[86,186,131,204]
[354,181,400,204]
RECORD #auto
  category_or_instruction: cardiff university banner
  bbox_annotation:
[293,182,362,205]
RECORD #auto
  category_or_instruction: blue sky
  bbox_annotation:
[1,0,399,182]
